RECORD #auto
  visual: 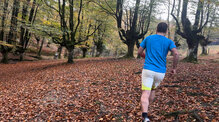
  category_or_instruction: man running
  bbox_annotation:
[138,22,179,122]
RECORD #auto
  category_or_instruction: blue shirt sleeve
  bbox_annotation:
[140,37,147,49]
[169,40,176,51]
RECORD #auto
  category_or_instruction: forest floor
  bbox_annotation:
[0,55,218,121]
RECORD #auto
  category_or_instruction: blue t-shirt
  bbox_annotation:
[140,34,176,73]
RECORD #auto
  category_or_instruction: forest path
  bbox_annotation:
[0,56,218,121]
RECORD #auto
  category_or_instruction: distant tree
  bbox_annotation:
[44,0,100,63]
[200,4,217,55]
[44,0,83,63]
[94,0,155,58]
[18,0,39,61]
[77,8,100,58]
[115,0,154,57]
[93,24,106,57]
[34,35,45,58]
[80,42,90,58]
[171,0,210,62]
[57,45,63,59]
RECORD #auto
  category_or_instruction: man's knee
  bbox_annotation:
[141,91,151,102]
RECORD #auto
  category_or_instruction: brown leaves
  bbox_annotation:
[0,57,218,121]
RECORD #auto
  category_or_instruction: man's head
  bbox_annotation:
[156,22,168,33]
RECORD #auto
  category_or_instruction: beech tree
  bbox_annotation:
[44,0,83,63]
[94,0,155,58]
[200,3,217,55]
[77,7,101,58]
[44,0,100,63]
[18,0,39,61]
[1,0,20,63]
[115,0,155,57]
[93,23,107,57]
[171,0,210,62]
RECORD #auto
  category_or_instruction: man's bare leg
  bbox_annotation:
[141,90,151,112]
[141,90,151,121]
[141,90,155,112]
[149,90,156,104]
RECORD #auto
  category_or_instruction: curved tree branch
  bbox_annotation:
[171,0,186,38]
[43,0,59,13]
[195,3,210,33]
[138,0,154,39]
[74,0,83,34]
[91,0,116,19]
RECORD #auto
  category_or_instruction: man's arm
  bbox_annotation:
[171,48,179,74]
[138,47,145,58]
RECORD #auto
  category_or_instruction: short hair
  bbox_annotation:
[157,22,168,33]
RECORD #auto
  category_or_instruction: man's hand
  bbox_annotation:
[171,69,177,74]
[140,53,145,58]
[171,48,179,72]
[138,47,145,59]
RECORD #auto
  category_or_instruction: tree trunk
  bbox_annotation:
[186,40,199,62]
[19,0,31,61]
[82,48,87,58]
[1,0,20,63]
[83,51,86,58]
[64,49,68,58]
[96,53,100,57]
[126,41,135,58]
[96,44,103,57]
[0,0,9,63]
[35,36,40,49]
[0,0,9,41]
[8,0,20,45]
[67,48,74,63]
[58,45,62,59]
[201,46,208,55]
[38,38,45,58]
[19,53,24,61]
[114,47,118,57]
[92,45,96,57]
[96,50,101,57]
[20,0,37,58]
[1,49,8,63]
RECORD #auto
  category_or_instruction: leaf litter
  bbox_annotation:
[0,57,218,121]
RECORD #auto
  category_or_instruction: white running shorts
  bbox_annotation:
[141,69,165,90]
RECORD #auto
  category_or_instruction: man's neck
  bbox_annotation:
[156,32,166,36]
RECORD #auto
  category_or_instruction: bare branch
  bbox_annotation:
[193,0,203,31]
[171,0,186,38]
[74,0,83,34]
[91,0,116,17]
[118,29,127,44]
[138,0,153,39]
[87,24,102,38]
[43,0,59,13]
[75,23,102,45]
[104,0,116,15]
[195,3,210,33]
